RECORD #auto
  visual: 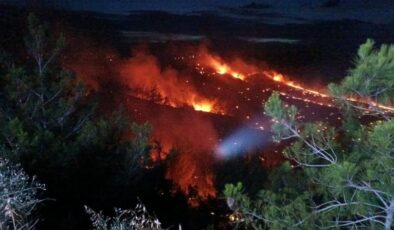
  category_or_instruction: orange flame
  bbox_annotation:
[196,47,251,81]
[209,57,245,80]
[263,70,329,97]
[192,101,214,112]
[272,73,284,82]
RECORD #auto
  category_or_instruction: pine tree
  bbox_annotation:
[224,39,394,229]
[0,158,45,230]
[0,14,153,227]
[85,202,163,230]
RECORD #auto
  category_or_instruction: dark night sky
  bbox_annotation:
[2,0,394,14]
[5,0,251,12]
[1,0,394,24]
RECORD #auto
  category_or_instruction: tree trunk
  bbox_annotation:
[385,199,394,230]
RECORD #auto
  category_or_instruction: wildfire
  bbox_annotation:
[67,40,394,209]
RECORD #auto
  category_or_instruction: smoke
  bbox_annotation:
[124,100,219,205]
[216,126,271,158]
[62,34,120,91]
[157,113,218,206]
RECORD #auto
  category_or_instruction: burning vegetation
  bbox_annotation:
[63,36,394,206]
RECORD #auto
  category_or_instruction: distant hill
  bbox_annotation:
[318,0,393,8]
[240,2,272,9]
[247,0,394,8]
[321,0,341,8]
